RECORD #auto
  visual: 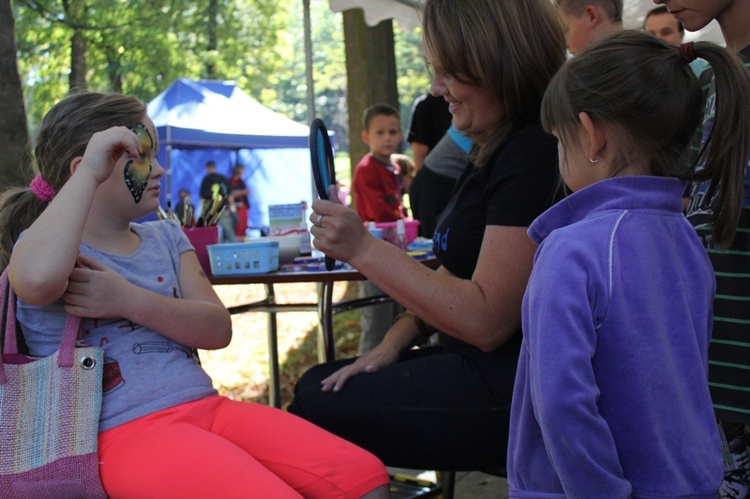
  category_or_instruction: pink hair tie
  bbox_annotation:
[30,175,56,203]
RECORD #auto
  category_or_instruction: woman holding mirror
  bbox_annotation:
[289,0,566,470]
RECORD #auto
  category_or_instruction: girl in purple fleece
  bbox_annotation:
[507,31,750,498]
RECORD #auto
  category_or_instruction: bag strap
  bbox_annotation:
[0,268,83,382]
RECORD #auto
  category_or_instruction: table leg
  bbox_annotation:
[317,281,335,363]
[265,283,281,408]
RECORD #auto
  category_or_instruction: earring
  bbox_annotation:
[589,157,598,164]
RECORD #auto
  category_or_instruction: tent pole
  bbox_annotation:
[303,0,316,121]
[304,0,318,213]
[166,125,172,208]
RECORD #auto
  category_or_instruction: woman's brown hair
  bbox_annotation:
[421,0,566,165]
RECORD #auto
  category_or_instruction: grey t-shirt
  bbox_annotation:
[423,127,471,179]
[17,220,217,432]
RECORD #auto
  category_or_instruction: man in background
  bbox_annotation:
[644,5,707,76]
[405,93,451,171]
[199,160,236,243]
[557,0,623,55]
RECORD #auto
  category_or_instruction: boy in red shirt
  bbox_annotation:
[352,104,405,223]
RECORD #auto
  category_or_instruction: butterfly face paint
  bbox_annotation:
[125,123,154,203]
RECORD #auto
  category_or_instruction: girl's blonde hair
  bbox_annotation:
[422,0,566,165]
[542,30,750,248]
[0,92,146,270]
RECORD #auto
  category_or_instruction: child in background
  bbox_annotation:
[390,153,415,217]
[659,0,750,493]
[507,31,750,497]
[173,187,192,226]
[229,163,250,241]
[352,103,405,224]
[352,104,407,354]
[1,92,390,499]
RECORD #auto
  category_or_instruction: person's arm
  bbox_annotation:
[10,127,142,305]
[236,180,250,196]
[319,310,423,392]
[410,141,431,171]
[310,199,535,351]
[524,237,630,497]
[62,251,232,350]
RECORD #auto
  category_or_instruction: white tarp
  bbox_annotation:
[328,0,724,44]
[328,0,422,30]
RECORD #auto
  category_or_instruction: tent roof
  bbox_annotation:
[147,78,310,149]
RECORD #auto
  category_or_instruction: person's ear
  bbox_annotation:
[578,112,606,163]
[361,130,371,146]
[584,5,601,25]
[69,156,84,175]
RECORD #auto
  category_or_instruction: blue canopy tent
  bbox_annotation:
[147,78,314,230]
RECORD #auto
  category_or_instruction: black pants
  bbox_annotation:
[288,344,517,471]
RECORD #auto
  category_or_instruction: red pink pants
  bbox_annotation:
[98,396,389,498]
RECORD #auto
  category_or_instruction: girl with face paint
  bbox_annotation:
[0,92,390,498]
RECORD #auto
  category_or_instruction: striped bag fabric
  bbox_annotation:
[0,268,106,498]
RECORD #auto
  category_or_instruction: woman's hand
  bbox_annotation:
[320,342,401,393]
[77,126,142,185]
[309,197,372,263]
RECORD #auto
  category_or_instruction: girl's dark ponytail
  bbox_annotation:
[691,42,750,248]
[0,188,47,272]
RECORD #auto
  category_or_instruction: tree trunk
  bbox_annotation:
[0,0,32,189]
[206,0,218,79]
[63,0,88,92]
[69,31,87,91]
[105,47,123,93]
[343,10,399,195]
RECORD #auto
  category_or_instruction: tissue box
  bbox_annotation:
[207,241,279,276]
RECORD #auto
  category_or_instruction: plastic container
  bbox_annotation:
[246,235,300,265]
[373,220,420,245]
[394,219,408,250]
[183,226,219,276]
[367,221,384,240]
[207,241,279,276]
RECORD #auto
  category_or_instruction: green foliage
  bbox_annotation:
[13,0,432,152]
[394,26,431,130]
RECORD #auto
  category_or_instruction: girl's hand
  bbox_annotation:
[309,188,372,263]
[77,126,142,185]
[319,343,400,393]
[62,254,133,318]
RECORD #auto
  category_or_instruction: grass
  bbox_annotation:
[200,280,362,409]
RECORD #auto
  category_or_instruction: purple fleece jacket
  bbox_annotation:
[507,176,721,498]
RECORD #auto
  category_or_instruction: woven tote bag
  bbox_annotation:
[0,269,106,498]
